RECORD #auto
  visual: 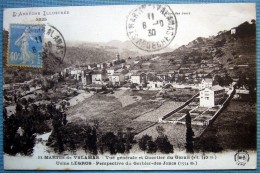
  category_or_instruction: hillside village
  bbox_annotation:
[3,20,256,155]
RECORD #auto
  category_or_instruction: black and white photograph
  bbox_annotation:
[2,3,257,170]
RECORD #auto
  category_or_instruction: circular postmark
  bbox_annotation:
[43,24,66,63]
[126,4,177,52]
[234,150,250,166]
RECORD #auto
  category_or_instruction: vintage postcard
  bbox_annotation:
[3,3,257,170]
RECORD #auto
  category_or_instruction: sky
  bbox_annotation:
[3,3,256,50]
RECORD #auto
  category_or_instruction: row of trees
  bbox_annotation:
[4,102,54,155]
[47,126,135,155]
[213,74,233,87]
[47,117,195,154]
[46,109,136,155]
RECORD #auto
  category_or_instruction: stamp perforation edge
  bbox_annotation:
[6,23,45,69]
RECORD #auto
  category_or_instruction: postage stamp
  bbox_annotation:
[8,24,45,67]
[126,4,177,52]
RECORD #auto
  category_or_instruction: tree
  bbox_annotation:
[116,130,125,154]
[156,125,165,137]
[68,138,77,154]
[20,98,28,106]
[19,124,36,155]
[15,103,23,115]
[147,140,157,153]
[83,126,92,153]
[154,125,173,153]
[130,83,137,90]
[125,127,134,153]
[222,74,233,86]
[185,111,194,153]
[87,127,98,155]
[3,108,7,121]
[62,114,68,125]
[4,114,19,155]
[246,77,256,102]
[155,135,173,153]
[120,59,126,63]
[56,130,64,153]
[102,132,118,154]
[138,134,153,152]
[213,75,222,85]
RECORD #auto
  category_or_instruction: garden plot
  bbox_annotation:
[163,102,222,126]
[202,111,216,117]
[134,101,184,122]
[162,98,200,122]
[192,106,219,124]
[191,107,208,114]
[178,113,198,122]
[165,112,186,121]
[193,116,209,122]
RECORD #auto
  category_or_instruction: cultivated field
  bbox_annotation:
[66,89,164,133]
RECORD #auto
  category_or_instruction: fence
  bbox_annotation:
[195,87,236,138]
[208,87,236,124]
[160,92,199,121]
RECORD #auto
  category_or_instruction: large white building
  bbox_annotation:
[200,85,225,107]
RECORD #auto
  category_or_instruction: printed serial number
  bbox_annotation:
[36,18,47,21]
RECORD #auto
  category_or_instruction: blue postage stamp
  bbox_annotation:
[8,24,44,67]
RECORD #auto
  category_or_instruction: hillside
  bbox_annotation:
[64,46,116,65]
[67,40,173,56]
[134,20,256,82]
[66,40,142,62]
